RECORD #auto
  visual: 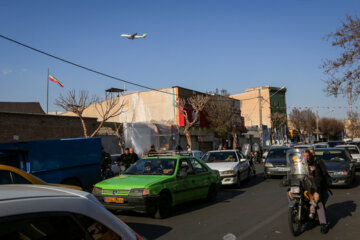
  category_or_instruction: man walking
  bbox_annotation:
[129,147,139,165]
[119,148,132,170]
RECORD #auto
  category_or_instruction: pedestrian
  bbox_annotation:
[129,147,139,165]
[119,148,132,170]
[148,145,157,154]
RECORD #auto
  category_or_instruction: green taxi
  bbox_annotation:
[92,152,221,218]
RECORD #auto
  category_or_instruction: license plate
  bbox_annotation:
[104,197,124,204]
[276,167,289,171]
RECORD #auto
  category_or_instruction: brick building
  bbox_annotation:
[0,102,98,143]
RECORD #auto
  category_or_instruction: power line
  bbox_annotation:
[0,34,174,95]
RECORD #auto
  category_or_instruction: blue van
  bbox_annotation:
[0,138,102,188]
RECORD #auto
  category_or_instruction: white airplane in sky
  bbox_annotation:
[121,33,147,40]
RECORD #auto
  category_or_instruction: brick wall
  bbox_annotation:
[0,112,98,143]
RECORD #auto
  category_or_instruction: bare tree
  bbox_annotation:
[114,122,125,154]
[178,94,210,148]
[91,94,127,137]
[319,118,345,140]
[347,111,360,139]
[289,109,316,142]
[55,90,98,137]
[322,15,360,101]
[205,89,241,149]
[303,109,316,140]
[271,112,287,142]
[55,89,126,137]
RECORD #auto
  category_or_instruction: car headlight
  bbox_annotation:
[334,171,348,175]
[92,187,102,195]
[290,186,300,194]
[129,188,150,196]
[221,170,235,175]
[265,162,273,167]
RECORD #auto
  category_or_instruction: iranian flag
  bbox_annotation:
[49,74,64,88]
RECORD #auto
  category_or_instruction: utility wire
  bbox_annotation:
[0,34,174,95]
[0,34,261,103]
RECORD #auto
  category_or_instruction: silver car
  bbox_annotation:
[336,144,360,168]
[264,147,291,178]
[0,185,143,240]
[203,150,250,187]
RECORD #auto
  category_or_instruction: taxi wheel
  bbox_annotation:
[154,193,172,219]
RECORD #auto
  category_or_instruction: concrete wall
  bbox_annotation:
[0,112,98,143]
[62,88,177,125]
[231,86,287,129]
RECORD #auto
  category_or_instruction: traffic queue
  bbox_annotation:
[0,138,358,239]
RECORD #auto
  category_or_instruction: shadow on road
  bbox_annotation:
[327,200,357,229]
[125,222,172,240]
[117,190,245,219]
[170,189,245,217]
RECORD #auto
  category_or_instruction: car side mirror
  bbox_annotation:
[240,158,246,163]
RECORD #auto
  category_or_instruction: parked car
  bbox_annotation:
[190,150,204,159]
[264,146,291,178]
[314,148,356,187]
[110,154,122,175]
[0,185,144,240]
[92,152,220,219]
[203,150,250,187]
[313,142,329,149]
[335,145,360,168]
[0,164,82,190]
[293,144,312,150]
[327,140,345,147]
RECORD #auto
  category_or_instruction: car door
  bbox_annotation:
[174,158,197,203]
[236,151,249,180]
[189,158,211,199]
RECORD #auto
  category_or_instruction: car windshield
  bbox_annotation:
[267,149,288,159]
[124,158,176,175]
[204,152,237,163]
[315,150,348,162]
[345,147,359,154]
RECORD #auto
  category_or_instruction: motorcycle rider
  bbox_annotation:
[304,150,330,234]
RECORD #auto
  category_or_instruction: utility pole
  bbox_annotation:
[258,88,263,147]
[316,111,319,141]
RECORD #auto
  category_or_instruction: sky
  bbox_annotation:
[1,0,360,119]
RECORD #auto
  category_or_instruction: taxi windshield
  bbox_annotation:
[125,158,176,175]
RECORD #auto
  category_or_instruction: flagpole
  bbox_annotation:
[47,68,49,114]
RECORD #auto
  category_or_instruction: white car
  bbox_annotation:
[0,185,144,240]
[336,144,360,168]
[203,150,250,187]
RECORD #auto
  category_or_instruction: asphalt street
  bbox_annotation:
[117,165,360,240]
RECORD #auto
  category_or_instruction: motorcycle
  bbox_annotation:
[286,149,318,236]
